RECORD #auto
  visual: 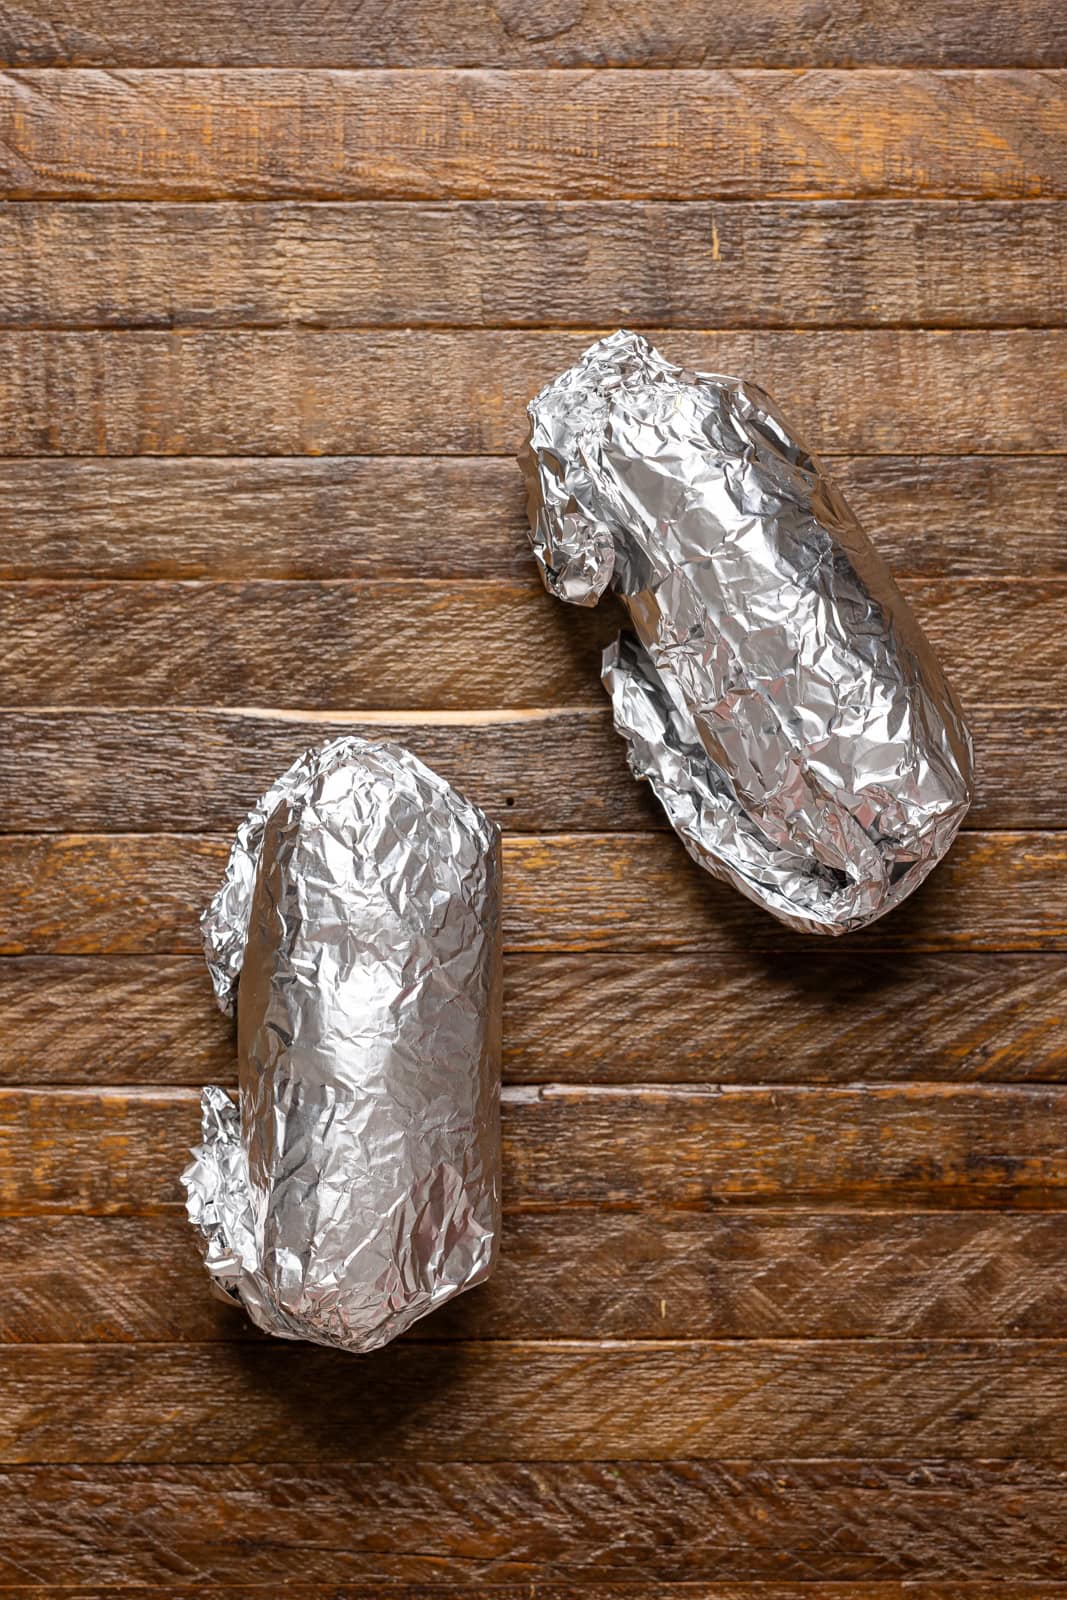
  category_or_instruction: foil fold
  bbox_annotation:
[523,330,974,935]
[182,736,502,1352]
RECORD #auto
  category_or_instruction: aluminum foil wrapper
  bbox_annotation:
[181,736,502,1353]
[522,330,974,935]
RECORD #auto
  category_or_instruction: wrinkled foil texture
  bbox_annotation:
[182,736,502,1353]
[522,331,974,935]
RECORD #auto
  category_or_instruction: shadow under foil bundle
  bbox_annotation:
[182,737,502,1353]
[522,330,975,936]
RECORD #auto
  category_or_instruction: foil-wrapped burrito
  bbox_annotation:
[181,736,502,1352]
[522,330,974,936]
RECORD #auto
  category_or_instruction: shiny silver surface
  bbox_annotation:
[182,736,502,1352]
[522,330,974,935]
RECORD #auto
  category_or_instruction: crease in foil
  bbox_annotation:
[182,736,502,1352]
[522,330,975,935]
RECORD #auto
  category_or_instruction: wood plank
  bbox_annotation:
[0,577,617,708]
[0,453,544,580]
[4,1211,1067,1342]
[498,951,1067,1084]
[1,1460,1067,1589]
[3,1585,1066,1600]
[2,830,1062,957]
[1,329,1064,455]
[4,200,1067,330]
[1,70,1065,201]
[2,1083,1066,1215]
[0,577,1058,708]
[3,951,1065,1087]
[444,831,1067,956]
[2,1338,1065,1461]
[1,705,1063,834]
[3,455,1066,581]
[2,0,1064,68]
[0,709,660,835]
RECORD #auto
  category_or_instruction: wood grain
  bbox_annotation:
[3,951,1065,1086]
[0,578,617,708]
[1,704,1063,833]
[4,1211,1067,1342]
[1,830,1063,957]
[1,329,1064,455]
[3,1083,1066,1215]
[0,577,1059,708]
[1,70,1065,201]
[3,455,1066,581]
[2,0,1065,68]
[0,708,660,834]
[3,1338,1066,1461]
[4,201,1067,330]
[2,1459,1067,1587]
[1,1588,1064,1600]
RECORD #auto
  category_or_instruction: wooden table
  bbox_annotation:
[1,4,1065,1594]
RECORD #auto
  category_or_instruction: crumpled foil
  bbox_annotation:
[181,736,502,1352]
[522,330,974,935]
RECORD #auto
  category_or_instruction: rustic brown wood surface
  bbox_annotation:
[5,1338,1067,1462]
[2,0,1064,68]
[2,1588,1066,1600]
[2,328,1065,453]
[4,1081,1067,1212]
[0,6,1064,1595]
[2,70,1066,200]
[4,202,1067,329]
[1,1461,1067,1588]
[3,705,1065,830]
[6,1210,1067,1341]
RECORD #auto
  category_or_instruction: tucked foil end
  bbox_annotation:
[520,336,655,607]
[521,476,616,606]
[180,1085,257,1306]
